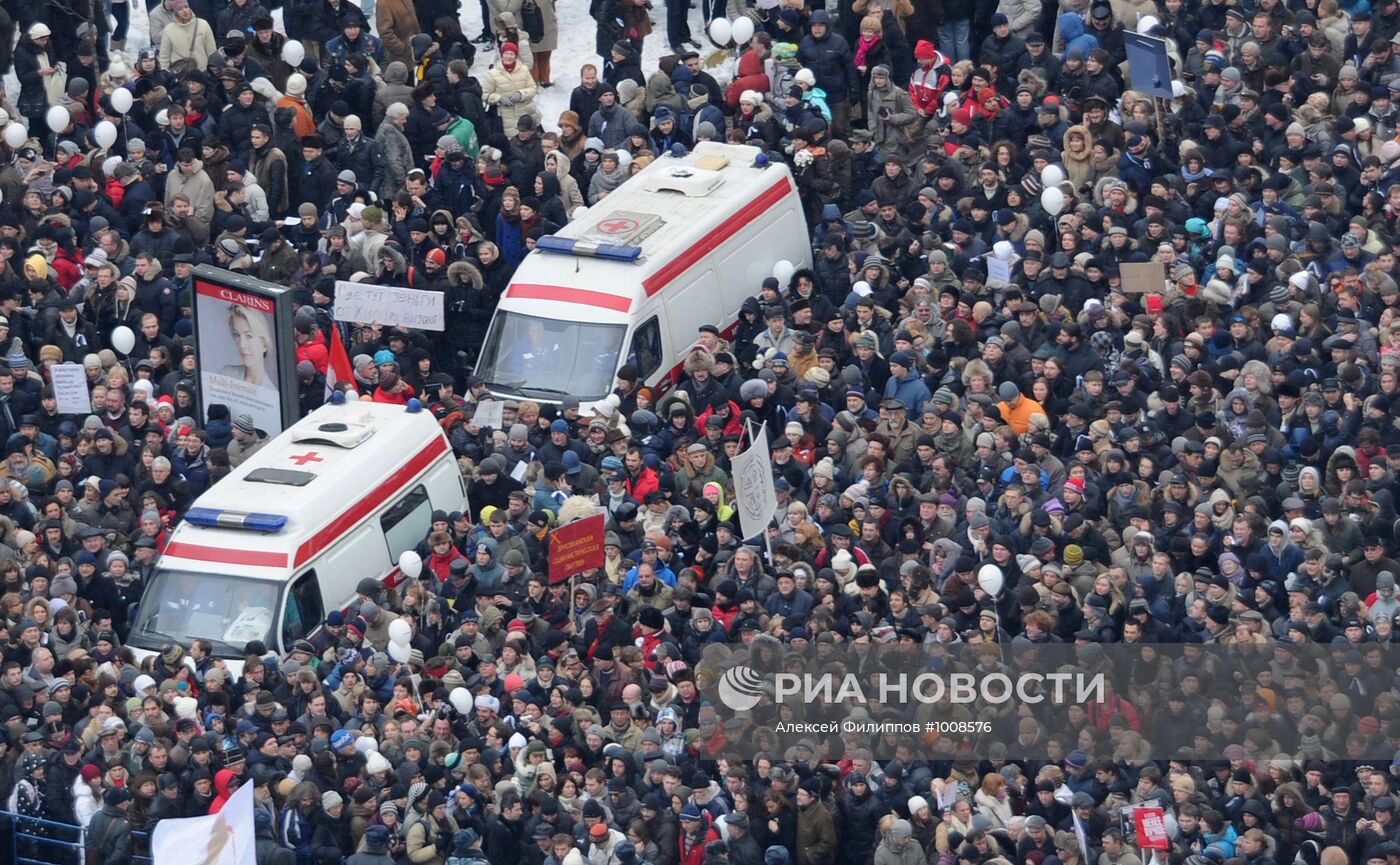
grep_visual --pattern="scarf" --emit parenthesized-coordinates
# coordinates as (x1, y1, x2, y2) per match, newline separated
(854, 34, 880, 70)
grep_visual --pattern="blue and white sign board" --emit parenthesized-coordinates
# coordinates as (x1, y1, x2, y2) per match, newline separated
(1123, 32, 1174, 99)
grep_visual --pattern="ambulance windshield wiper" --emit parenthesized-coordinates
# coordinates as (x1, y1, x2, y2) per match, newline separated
(523, 386, 570, 397)
(134, 627, 183, 648)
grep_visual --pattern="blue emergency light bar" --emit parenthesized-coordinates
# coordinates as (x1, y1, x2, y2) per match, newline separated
(184, 508, 288, 533)
(536, 235, 642, 261)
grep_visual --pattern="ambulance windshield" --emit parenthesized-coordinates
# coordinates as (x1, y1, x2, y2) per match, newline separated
(129, 569, 277, 656)
(476, 310, 625, 401)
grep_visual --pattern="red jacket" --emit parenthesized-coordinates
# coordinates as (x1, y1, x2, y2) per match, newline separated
(208, 768, 236, 814)
(1087, 693, 1142, 732)
(427, 547, 467, 583)
(678, 823, 720, 865)
(373, 383, 415, 404)
(297, 337, 329, 374)
(695, 401, 742, 437)
(626, 467, 660, 500)
(908, 59, 950, 115)
(726, 50, 771, 111)
(51, 247, 84, 291)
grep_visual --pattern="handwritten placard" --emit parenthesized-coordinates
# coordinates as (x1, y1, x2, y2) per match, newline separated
(473, 399, 503, 430)
(51, 363, 91, 416)
(333, 281, 445, 331)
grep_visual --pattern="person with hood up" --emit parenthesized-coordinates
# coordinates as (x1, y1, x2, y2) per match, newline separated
(208, 767, 238, 813)
(727, 48, 772, 111)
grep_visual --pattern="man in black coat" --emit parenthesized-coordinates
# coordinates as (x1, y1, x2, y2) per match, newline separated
(113, 164, 158, 236)
(295, 135, 340, 212)
(468, 454, 525, 521)
(44, 299, 100, 363)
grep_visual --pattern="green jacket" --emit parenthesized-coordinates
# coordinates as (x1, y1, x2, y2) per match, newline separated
(796, 801, 837, 865)
(86, 805, 133, 865)
(448, 118, 480, 161)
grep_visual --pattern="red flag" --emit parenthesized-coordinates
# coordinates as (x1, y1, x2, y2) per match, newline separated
(326, 325, 356, 399)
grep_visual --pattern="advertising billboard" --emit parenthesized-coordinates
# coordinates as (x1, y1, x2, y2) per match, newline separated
(191, 266, 299, 436)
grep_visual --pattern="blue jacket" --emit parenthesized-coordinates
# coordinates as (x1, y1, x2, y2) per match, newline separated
(883, 370, 932, 416)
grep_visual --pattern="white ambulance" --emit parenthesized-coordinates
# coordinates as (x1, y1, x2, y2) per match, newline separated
(127, 396, 466, 670)
(473, 142, 811, 406)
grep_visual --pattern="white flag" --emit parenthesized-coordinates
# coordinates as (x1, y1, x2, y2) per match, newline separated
(731, 423, 779, 540)
(151, 775, 256, 865)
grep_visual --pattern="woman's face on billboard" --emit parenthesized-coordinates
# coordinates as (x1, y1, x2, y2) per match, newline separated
(231, 312, 266, 364)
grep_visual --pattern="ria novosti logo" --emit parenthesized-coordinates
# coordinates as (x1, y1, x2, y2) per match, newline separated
(717, 665, 765, 711)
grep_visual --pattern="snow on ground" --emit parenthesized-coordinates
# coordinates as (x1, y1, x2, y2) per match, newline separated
(32, 0, 742, 138)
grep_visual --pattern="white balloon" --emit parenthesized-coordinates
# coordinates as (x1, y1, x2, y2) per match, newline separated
(1137, 14, 1160, 34)
(109, 88, 133, 115)
(387, 640, 411, 663)
(977, 564, 1005, 598)
(387, 617, 413, 646)
(282, 40, 306, 66)
(731, 16, 755, 45)
(93, 120, 117, 150)
(450, 687, 473, 714)
(1040, 187, 1065, 216)
(111, 326, 136, 354)
(1040, 164, 1065, 187)
(46, 106, 69, 133)
(771, 259, 795, 284)
(709, 17, 732, 45)
(3, 124, 26, 149)
(398, 550, 423, 580)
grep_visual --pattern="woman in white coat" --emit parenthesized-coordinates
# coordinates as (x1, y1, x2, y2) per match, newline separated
(482, 43, 540, 134)
(74, 763, 101, 829)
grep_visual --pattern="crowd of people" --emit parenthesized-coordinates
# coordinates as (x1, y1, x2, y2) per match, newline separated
(1, 0, 1400, 864)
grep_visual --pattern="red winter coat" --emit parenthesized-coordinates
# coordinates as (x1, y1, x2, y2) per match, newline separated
(105, 177, 126, 212)
(695, 401, 742, 437)
(296, 337, 329, 374)
(208, 768, 236, 814)
(51, 246, 83, 291)
(908, 58, 950, 115)
(726, 50, 771, 111)
(427, 547, 467, 582)
(626, 466, 660, 500)
(678, 823, 720, 865)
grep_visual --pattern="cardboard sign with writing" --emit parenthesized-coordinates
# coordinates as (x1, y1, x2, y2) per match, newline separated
(473, 399, 504, 430)
(51, 363, 91, 416)
(333, 281, 446, 331)
(1120, 261, 1165, 294)
(549, 513, 606, 584)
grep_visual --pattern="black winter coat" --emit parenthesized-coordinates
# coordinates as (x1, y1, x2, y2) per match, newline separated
(797, 30, 859, 105)
(296, 156, 339, 211)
